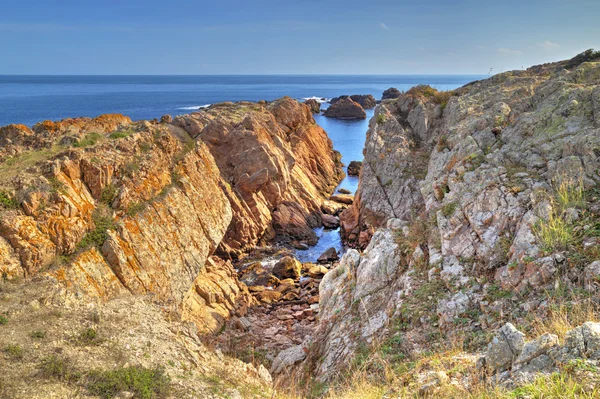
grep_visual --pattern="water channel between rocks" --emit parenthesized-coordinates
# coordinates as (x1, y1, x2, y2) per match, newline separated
(294, 108, 374, 263)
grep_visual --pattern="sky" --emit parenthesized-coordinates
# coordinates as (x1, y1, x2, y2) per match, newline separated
(0, 0, 598, 75)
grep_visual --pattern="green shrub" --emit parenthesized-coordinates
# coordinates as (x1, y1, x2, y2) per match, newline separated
(0, 190, 18, 209)
(406, 85, 454, 109)
(39, 355, 81, 382)
(73, 132, 104, 148)
(3, 344, 23, 359)
(86, 366, 170, 399)
(108, 131, 129, 139)
(48, 176, 66, 194)
(30, 330, 47, 339)
(126, 201, 147, 217)
(77, 206, 115, 251)
(139, 141, 152, 153)
(124, 157, 142, 177)
(100, 184, 118, 206)
(376, 114, 387, 124)
(0, 315, 7, 325)
(75, 327, 99, 345)
(441, 201, 458, 218)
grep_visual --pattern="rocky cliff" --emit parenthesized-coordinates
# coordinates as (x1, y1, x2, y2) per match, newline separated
(0, 97, 342, 336)
(305, 51, 600, 390)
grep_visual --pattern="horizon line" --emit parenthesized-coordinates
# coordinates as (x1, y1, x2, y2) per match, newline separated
(0, 73, 489, 77)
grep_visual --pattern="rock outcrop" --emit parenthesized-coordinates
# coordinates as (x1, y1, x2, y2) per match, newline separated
(0, 97, 343, 335)
(381, 87, 401, 100)
(304, 98, 321, 113)
(324, 98, 367, 120)
(347, 160, 362, 176)
(331, 94, 377, 109)
(174, 97, 344, 254)
(306, 51, 600, 383)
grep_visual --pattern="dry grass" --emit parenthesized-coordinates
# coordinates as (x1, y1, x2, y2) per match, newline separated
(0, 144, 65, 185)
(530, 289, 600, 340)
(533, 175, 585, 252)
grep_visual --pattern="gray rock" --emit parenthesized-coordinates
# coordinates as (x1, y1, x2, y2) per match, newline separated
(486, 323, 525, 371)
(270, 344, 307, 374)
(514, 333, 559, 365)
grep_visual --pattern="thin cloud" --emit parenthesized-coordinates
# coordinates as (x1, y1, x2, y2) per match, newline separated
(538, 40, 560, 50)
(497, 47, 523, 56)
(380, 22, 390, 31)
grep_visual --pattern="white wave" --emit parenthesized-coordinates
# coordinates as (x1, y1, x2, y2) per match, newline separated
(178, 104, 211, 110)
(301, 96, 330, 104)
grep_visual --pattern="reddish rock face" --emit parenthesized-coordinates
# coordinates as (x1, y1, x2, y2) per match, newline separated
(0, 98, 343, 333)
(304, 99, 321, 113)
(175, 97, 344, 255)
(324, 98, 367, 120)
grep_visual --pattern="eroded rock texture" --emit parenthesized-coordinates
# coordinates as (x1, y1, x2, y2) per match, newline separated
(0, 97, 342, 334)
(309, 53, 600, 380)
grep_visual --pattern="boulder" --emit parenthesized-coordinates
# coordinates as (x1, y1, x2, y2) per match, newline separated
(317, 247, 339, 264)
(347, 161, 362, 176)
(304, 99, 321, 113)
(337, 188, 351, 195)
(330, 94, 376, 109)
(330, 194, 353, 205)
(257, 290, 282, 304)
(584, 260, 600, 291)
(485, 323, 526, 371)
(240, 262, 278, 287)
(270, 344, 307, 374)
(382, 87, 401, 100)
(160, 114, 173, 124)
(514, 333, 559, 365)
(324, 98, 366, 120)
(272, 256, 302, 279)
(321, 200, 347, 215)
(322, 214, 340, 229)
(308, 265, 329, 278)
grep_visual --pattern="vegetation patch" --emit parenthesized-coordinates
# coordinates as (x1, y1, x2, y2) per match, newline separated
(86, 366, 170, 399)
(100, 183, 118, 206)
(39, 355, 81, 382)
(126, 201, 147, 217)
(406, 85, 455, 109)
(0, 190, 18, 209)
(76, 205, 115, 251)
(441, 201, 458, 218)
(73, 327, 101, 346)
(3, 344, 23, 360)
(376, 113, 387, 124)
(73, 132, 104, 148)
(30, 330, 47, 339)
(533, 176, 585, 253)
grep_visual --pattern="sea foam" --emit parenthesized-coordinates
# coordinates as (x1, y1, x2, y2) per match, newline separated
(178, 104, 211, 110)
(301, 96, 330, 104)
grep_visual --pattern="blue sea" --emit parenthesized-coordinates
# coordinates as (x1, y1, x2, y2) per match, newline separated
(0, 74, 483, 262)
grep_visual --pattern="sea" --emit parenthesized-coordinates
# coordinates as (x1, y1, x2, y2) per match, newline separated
(0, 74, 484, 262)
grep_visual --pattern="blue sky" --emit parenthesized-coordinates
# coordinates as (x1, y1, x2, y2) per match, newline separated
(0, 0, 598, 74)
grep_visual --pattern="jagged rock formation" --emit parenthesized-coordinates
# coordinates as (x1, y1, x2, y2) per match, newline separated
(307, 52, 600, 383)
(174, 97, 344, 254)
(330, 94, 377, 109)
(346, 160, 362, 177)
(0, 97, 342, 335)
(324, 97, 367, 120)
(381, 87, 401, 100)
(304, 98, 321, 113)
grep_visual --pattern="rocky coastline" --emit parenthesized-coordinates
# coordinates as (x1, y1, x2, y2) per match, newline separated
(1, 50, 600, 398)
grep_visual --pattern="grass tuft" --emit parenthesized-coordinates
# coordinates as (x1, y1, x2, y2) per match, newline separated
(86, 366, 170, 399)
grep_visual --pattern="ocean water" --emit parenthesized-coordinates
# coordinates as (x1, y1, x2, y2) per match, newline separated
(0, 74, 483, 262)
(0, 75, 483, 127)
